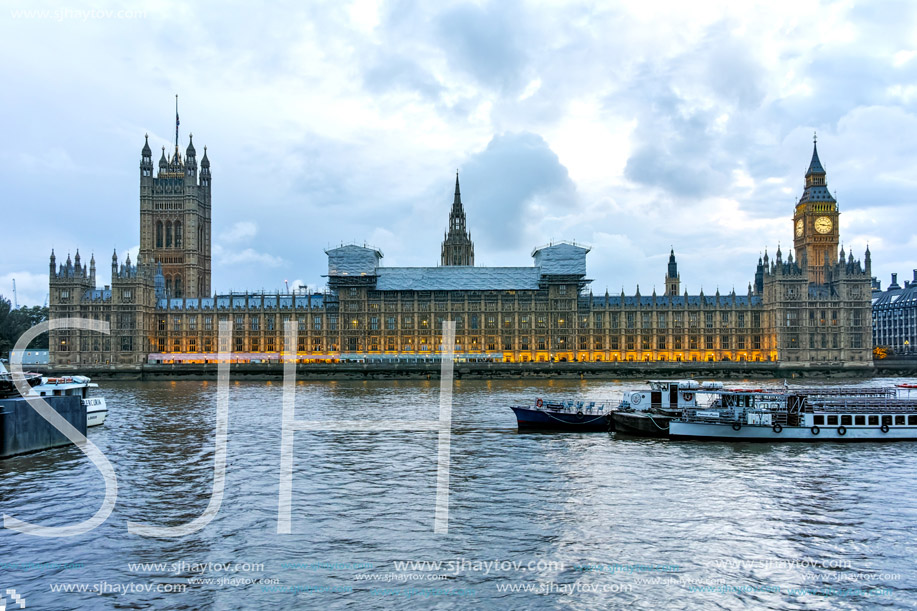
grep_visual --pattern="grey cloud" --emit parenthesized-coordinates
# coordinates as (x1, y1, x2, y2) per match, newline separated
(460, 132, 577, 252)
(435, 1, 530, 93)
(362, 54, 444, 99)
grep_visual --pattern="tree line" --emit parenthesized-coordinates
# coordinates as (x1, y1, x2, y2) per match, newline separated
(0, 295, 49, 356)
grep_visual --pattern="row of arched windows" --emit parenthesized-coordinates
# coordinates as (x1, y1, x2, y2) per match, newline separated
(155, 220, 183, 248)
(165, 274, 183, 298)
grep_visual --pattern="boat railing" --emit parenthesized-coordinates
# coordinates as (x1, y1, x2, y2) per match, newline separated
(539, 400, 606, 415)
(801, 398, 917, 413)
(793, 387, 897, 398)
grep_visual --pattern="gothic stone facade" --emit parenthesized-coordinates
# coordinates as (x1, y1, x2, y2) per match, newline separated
(48, 138, 873, 367)
(139, 134, 212, 299)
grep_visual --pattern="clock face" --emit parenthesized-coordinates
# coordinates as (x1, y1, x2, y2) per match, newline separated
(815, 216, 833, 234)
(795, 219, 804, 237)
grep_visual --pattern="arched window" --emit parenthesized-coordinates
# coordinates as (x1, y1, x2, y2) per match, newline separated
(174, 275, 182, 298)
(156, 221, 163, 248)
(174, 221, 182, 248)
(165, 276, 172, 296)
(166, 221, 173, 248)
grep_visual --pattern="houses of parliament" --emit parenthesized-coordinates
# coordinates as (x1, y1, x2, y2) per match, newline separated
(48, 124, 874, 367)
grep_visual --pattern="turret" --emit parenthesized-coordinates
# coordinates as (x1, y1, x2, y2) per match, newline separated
(665, 248, 680, 296)
(200, 146, 211, 187)
(50, 249, 56, 276)
(754, 256, 764, 294)
(89, 253, 96, 285)
(112, 249, 118, 278)
(141, 134, 153, 177)
(185, 134, 197, 179)
(186, 133, 196, 161)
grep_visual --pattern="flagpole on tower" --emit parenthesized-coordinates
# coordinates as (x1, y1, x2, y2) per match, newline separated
(175, 94, 180, 155)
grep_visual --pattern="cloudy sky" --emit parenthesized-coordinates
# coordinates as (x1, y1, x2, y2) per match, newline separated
(2, 0, 916, 306)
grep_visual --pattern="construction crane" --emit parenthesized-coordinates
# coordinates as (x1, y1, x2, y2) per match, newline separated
(12, 278, 18, 308)
(284, 279, 290, 293)
(43, 293, 49, 308)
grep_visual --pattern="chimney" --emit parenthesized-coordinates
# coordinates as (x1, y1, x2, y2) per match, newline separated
(913, 269, 917, 283)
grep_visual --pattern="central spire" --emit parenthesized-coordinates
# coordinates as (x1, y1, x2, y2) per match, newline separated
(453, 171, 462, 209)
(441, 171, 474, 266)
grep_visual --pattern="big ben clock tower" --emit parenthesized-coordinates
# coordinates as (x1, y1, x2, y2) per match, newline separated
(793, 134, 839, 285)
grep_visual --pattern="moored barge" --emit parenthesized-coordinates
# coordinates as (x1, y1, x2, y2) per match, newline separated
(670, 385, 917, 441)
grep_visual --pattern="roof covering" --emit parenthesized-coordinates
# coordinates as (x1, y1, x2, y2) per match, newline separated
(375, 267, 541, 291)
(532, 242, 589, 276)
(326, 245, 383, 276)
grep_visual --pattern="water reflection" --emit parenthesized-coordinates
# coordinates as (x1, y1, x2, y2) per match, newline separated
(0, 378, 915, 609)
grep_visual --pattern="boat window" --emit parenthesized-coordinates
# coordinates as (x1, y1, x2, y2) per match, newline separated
(827, 415, 839, 425)
(868, 415, 879, 426)
(854, 415, 865, 426)
(909, 415, 917, 426)
(882, 415, 893, 426)
(840, 415, 852, 426)
(895, 415, 906, 426)
(813, 415, 825, 425)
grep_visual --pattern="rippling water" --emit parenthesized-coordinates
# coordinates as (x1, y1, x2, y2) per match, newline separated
(2, 377, 917, 610)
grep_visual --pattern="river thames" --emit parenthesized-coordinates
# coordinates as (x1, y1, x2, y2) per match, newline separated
(1, 378, 915, 609)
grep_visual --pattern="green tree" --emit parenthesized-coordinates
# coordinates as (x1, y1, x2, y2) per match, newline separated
(0, 295, 49, 356)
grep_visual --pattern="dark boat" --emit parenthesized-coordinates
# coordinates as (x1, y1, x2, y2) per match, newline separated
(0, 371, 43, 398)
(510, 399, 613, 432)
(612, 411, 675, 437)
(611, 380, 721, 438)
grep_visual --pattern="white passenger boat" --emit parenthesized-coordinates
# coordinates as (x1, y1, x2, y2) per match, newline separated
(30, 375, 108, 427)
(669, 385, 917, 441)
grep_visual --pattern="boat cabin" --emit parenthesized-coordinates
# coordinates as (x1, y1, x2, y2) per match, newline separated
(686, 386, 917, 431)
(34, 376, 97, 400)
(625, 380, 723, 413)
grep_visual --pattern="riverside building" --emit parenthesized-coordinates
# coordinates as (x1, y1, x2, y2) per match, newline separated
(872, 271, 917, 357)
(48, 129, 873, 367)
